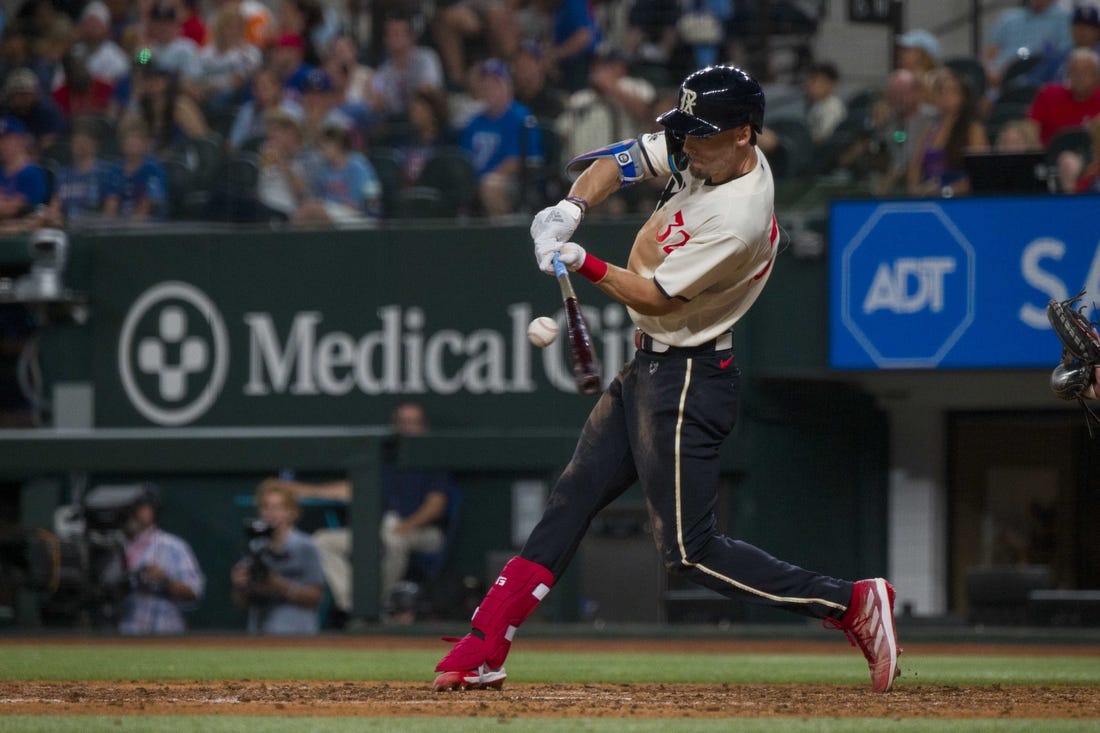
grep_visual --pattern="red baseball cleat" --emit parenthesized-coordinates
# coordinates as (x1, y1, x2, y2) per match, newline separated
(432, 664, 507, 691)
(825, 578, 901, 692)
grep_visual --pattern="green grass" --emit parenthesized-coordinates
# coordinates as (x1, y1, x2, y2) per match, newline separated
(1, 646, 1099, 686)
(1, 718, 1099, 733)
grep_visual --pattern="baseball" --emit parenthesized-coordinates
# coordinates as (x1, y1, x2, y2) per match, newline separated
(527, 316, 559, 348)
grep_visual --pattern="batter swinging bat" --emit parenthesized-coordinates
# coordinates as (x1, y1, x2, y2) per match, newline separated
(551, 253, 602, 395)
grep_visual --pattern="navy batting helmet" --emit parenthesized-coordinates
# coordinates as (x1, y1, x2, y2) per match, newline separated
(656, 65, 765, 137)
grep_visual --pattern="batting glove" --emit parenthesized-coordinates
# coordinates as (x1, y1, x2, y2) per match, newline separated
(535, 239, 587, 276)
(530, 199, 583, 244)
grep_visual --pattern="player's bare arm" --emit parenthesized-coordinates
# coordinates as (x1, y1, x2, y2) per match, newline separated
(590, 264, 683, 316)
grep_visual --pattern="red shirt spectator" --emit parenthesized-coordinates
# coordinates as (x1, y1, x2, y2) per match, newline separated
(1027, 48, 1100, 145)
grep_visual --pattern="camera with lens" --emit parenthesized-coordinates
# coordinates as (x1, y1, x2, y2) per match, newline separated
(242, 518, 282, 584)
(0, 483, 159, 627)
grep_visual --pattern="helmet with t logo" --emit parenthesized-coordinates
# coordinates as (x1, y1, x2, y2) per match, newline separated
(656, 65, 765, 137)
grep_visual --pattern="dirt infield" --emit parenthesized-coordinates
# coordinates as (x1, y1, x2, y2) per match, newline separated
(3, 680, 1099, 719)
(3, 637, 1099, 719)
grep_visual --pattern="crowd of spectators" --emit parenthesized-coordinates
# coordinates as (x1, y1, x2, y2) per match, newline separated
(0, 0, 1096, 233)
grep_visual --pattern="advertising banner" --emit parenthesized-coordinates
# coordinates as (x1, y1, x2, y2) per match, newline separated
(829, 195, 1100, 369)
(91, 224, 636, 428)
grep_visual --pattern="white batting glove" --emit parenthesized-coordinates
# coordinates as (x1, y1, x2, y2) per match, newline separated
(530, 199, 583, 244)
(535, 239, 587, 275)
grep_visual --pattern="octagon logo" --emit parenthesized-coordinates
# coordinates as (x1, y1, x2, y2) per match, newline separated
(118, 281, 229, 425)
(841, 203, 975, 368)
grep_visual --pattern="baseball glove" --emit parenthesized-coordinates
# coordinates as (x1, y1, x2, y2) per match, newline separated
(1047, 290, 1100, 436)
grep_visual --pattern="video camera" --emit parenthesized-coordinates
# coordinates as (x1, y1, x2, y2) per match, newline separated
(0, 483, 159, 627)
(242, 518, 285, 584)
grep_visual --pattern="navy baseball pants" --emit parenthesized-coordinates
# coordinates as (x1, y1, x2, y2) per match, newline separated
(521, 340, 853, 620)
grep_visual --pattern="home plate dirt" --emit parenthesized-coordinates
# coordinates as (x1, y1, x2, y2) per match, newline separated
(2, 680, 1098, 719)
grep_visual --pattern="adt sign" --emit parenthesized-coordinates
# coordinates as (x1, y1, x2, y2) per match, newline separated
(838, 203, 975, 368)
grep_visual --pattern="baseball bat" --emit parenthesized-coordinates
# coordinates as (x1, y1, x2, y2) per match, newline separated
(552, 253, 602, 395)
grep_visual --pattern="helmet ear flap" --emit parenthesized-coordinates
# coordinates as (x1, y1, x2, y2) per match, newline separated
(665, 130, 687, 171)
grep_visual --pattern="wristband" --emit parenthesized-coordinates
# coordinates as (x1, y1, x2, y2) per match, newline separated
(577, 252, 608, 283)
(564, 195, 589, 217)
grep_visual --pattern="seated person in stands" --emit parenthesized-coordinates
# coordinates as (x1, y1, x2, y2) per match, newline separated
(0, 116, 51, 232)
(804, 61, 847, 145)
(50, 117, 114, 223)
(227, 66, 304, 153)
(908, 68, 989, 197)
(291, 118, 381, 226)
(395, 87, 455, 187)
(280, 401, 458, 624)
(1070, 115, 1100, 192)
(102, 119, 168, 222)
(119, 52, 208, 159)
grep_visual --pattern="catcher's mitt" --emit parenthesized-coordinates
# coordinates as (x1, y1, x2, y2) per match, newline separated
(1047, 290, 1100, 436)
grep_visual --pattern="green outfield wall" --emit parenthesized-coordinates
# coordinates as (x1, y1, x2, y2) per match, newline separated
(1, 220, 885, 628)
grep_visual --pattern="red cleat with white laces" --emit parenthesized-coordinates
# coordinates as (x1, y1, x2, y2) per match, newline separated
(825, 578, 901, 692)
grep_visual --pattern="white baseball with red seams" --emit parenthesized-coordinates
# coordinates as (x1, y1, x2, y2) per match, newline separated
(526, 316, 559, 348)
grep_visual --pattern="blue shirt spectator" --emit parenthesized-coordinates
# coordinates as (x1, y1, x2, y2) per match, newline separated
(0, 116, 48, 220)
(53, 120, 113, 221)
(460, 59, 542, 217)
(552, 0, 601, 91)
(105, 156, 168, 221)
(312, 151, 381, 216)
(984, 0, 1072, 82)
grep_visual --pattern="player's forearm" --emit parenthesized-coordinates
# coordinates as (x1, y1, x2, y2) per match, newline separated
(569, 158, 621, 212)
(591, 264, 681, 316)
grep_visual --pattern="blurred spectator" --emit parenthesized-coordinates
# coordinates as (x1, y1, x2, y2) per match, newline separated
(102, 119, 169, 222)
(298, 68, 345, 146)
(1071, 114, 1100, 191)
(121, 57, 208, 157)
(142, 2, 203, 87)
(284, 401, 459, 623)
(227, 66, 304, 152)
(624, 0, 679, 66)
(177, 0, 208, 46)
(230, 479, 325, 635)
(676, 0, 732, 70)
(292, 119, 382, 226)
(983, 0, 1072, 88)
(277, 0, 327, 66)
(995, 118, 1043, 152)
(1026, 48, 1100, 146)
(855, 69, 938, 194)
(460, 59, 542, 218)
(557, 45, 654, 167)
(895, 29, 941, 102)
(116, 485, 205, 635)
(512, 39, 564, 120)
(69, 1, 131, 86)
(256, 107, 316, 221)
(908, 68, 989, 197)
(323, 34, 374, 107)
(0, 116, 50, 225)
(270, 32, 316, 96)
(1, 68, 66, 153)
(206, 0, 276, 49)
(49, 117, 115, 223)
(52, 52, 115, 121)
(536, 0, 600, 93)
(804, 61, 847, 145)
(16, 0, 73, 92)
(196, 2, 263, 111)
(369, 11, 444, 139)
(431, 0, 521, 88)
(396, 87, 456, 186)
(1026, 2, 1100, 85)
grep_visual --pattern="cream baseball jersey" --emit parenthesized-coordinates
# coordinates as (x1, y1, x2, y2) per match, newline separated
(626, 130, 779, 347)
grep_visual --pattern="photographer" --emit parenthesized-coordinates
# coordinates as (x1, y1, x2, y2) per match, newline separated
(230, 479, 325, 634)
(117, 486, 205, 635)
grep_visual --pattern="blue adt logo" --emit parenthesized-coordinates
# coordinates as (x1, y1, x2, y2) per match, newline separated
(841, 203, 975, 368)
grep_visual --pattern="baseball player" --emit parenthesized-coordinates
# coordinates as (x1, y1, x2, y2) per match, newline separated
(433, 66, 901, 693)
